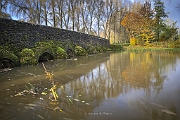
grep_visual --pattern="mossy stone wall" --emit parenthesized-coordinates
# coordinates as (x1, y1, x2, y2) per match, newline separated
(0, 18, 110, 50)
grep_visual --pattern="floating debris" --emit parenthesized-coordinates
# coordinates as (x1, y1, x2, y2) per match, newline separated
(63, 118, 74, 120)
(66, 96, 71, 98)
(53, 107, 60, 111)
(68, 98, 73, 104)
(0, 68, 12, 73)
(85, 103, 90, 105)
(60, 85, 64, 90)
(41, 92, 47, 95)
(23, 90, 29, 93)
(26, 73, 36, 77)
(161, 109, 177, 116)
(138, 99, 144, 105)
(14, 92, 24, 96)
(26, 104, 37, 107)
(74, 99, 80, 102)
(59, 109, 71, 117)
(81, 101, 85, 103)
(37, 114, 44, 119)
(39, 97, 44, 100)
(11, 84, 15, 86)
(151, 103, 167, 109)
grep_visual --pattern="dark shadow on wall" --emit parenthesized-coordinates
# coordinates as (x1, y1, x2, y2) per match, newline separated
(38, 52, 54, 62)
(66, 49, 74, 59)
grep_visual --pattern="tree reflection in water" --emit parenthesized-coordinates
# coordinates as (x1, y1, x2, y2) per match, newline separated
(0, 51, 180, 120)
(63, 51, 180, 120)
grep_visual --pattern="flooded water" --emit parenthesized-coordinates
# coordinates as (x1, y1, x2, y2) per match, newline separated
(0, 51, 180, 120)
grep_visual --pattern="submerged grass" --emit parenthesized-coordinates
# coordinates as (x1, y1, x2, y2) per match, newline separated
(10, 61, 93, 119)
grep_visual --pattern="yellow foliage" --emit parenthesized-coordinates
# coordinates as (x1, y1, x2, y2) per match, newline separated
(130, 37, 136, 45)
(45, 71, 54, 81)
(121, 12, 155, 44)
(50, 85, 58, 101)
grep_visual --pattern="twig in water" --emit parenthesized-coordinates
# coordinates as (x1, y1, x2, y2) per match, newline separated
(42, 63, 47, 72)
(151, 103, 167, 109)
(161, 109, 177, 116)
(138, 99, 144, 105)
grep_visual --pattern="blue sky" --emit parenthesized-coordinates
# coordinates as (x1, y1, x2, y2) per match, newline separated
(162, 0, 180, 27)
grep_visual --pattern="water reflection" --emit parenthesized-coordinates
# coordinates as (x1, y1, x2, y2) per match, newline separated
(0, 52, 180, 120)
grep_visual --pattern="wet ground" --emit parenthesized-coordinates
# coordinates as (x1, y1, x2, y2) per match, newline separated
(0, 51, 180, 120)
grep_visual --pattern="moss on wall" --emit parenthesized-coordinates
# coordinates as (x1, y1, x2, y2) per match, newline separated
(86, 45, 98, 54)
(56, 47, 67, 59)
(34, 41, 57, 60)
(75, 45, 88, 56)
(20, 48, 38, 65)
(0, 47, 19, 67)
(0, 18, 110, 50)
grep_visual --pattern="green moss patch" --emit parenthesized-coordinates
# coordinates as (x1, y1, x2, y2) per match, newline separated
(96, 46, 107, 52)
(34, 41, 57, 60)
(75, 45, 87, 56)
(86, 45, 98, 54)
(0, 48, 19, 67)
(20, 48, 37, 65)
(56, 47, 67, 59)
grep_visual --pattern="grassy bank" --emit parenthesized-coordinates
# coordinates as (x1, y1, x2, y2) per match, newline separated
(123, 45, 180, 52)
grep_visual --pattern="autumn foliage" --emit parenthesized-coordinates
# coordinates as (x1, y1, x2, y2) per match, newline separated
(121, 12, 143, 37)
(121, 2, 155, 45)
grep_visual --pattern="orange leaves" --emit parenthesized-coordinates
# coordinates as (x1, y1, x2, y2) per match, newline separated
(121, 12, 143, 37)
(121, 11, 155, 44)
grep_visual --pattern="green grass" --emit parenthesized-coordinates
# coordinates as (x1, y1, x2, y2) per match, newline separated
(124, 45, 180, 52)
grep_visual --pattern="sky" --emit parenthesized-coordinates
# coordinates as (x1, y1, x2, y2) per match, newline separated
(10, 0, 180, 29)
(162, 0, 180, 27)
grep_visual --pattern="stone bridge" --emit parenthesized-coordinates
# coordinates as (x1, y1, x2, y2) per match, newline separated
(0, 18, 110, 69)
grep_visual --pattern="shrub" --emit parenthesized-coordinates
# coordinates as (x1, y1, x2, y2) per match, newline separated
(75, 45, 87, 56)
(167, 41, 180, 48)
(56, 47, 67, 59)
(86, 45, 97, 54)
(96, 46, 107, 52)
(0, 47, 19, 66)
(109, 44, 123, 51)
(20, 48, 37, 65)
(130, 37, 136, 45)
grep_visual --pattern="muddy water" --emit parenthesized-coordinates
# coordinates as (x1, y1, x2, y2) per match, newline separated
(0, 51, 180, 120)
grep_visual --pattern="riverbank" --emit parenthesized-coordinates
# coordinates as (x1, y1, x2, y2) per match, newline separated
(123, 45, 180, 52)
(120, 40, 180, 52)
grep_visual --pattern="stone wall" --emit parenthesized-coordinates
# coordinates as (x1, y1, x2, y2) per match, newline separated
(0, 18, 109, 49)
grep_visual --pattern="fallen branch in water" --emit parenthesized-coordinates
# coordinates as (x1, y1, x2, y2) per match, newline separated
(42, 63, 54, 85)
(42, 63, 47, 72)
(42, 63, 58, 101)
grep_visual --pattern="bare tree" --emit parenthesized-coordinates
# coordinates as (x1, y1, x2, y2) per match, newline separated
(41, 0, 49, 26)
(57, 0, 64, 28)
(0, 0, 11, 18)
(49, 0, 57, 27)
(0, 0, 142, 42)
